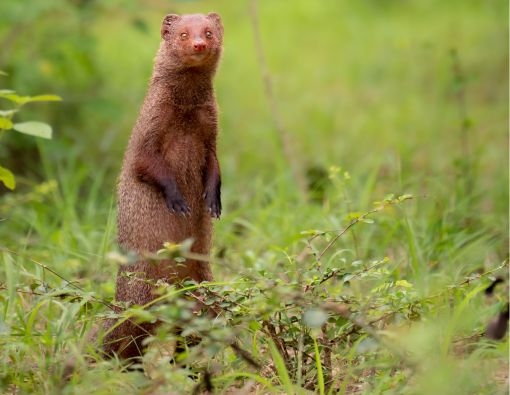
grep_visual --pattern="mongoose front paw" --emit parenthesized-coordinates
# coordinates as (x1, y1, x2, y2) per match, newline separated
(165, 195, 191, 215)
(163, 186, 190, 215)
(204, 191, 221, 218)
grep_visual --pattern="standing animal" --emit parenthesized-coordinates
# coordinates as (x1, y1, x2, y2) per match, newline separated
(103, 12, 224, 360)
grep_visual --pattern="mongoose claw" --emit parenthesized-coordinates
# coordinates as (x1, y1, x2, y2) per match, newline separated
(204, 194, 221, 218)
(163, 182, 191, 215)
(208, 204, 221, 218)
(165, 196, 191, 215)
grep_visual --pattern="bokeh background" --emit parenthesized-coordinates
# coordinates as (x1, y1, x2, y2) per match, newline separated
(1, 0, 507, 190)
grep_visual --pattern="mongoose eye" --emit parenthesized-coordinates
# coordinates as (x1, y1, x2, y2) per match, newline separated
(205, 31, 213, 39)
(180, 32, 188, 40)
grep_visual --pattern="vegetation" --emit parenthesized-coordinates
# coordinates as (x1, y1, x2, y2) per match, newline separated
(0, 79, 61, 190)
(0, 0, 507, 394)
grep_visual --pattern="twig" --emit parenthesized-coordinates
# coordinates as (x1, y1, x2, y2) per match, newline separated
(0, 246, 115, 311)
(304, 194, 416, 262)
(336, 308, 418, 370)
(423, 259, 508, 302)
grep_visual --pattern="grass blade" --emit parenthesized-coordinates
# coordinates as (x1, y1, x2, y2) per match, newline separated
(313, 334, 325, 395)
(267, 338, 294, 393)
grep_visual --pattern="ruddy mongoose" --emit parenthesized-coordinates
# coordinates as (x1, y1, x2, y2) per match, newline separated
(103, 12, 223, 360)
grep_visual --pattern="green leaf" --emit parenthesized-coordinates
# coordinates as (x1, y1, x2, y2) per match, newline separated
(300, 229, 325, 236)
(346, 212, 362, 221)
(0, 109, 18, 117)
(312, 335, 325, 395)
(248, 320, 262, 331)
(128, 307, 156, 324)
(0, 166, 15, 190)
(23, 94, 62, 103)
(0, 116, 13, 130)
(398, 194, 414, 202)
(13, 121, 52, 139)
(0, 92, 61, 105)
(0, 92, 24, 104)
(0, 71, 7, 76)
(395, 279, 413, 288)
(267, 339, 293, 392)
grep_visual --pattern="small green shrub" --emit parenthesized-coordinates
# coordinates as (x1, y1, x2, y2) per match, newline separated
(0, 71, 61, 189)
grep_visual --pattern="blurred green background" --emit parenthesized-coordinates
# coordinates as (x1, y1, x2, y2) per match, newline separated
(0, 0, 508, 273)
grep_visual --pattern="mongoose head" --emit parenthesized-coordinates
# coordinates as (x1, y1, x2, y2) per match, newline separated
(160, 13, 223, 70)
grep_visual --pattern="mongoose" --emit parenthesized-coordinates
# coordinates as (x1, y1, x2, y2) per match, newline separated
(484, 278, 508, 340)
(103, 12, 224, 360)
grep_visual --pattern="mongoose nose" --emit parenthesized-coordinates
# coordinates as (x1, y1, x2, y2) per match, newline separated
(193, 41, 206, 52)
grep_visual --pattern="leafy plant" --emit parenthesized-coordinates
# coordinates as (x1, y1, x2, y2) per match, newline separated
(0, 71, 61, 189)
(86, 192, 506, 394)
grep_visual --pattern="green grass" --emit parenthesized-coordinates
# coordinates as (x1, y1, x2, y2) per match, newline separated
(0, 0, 508, 394)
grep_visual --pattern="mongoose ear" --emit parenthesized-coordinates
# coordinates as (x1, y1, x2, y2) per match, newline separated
(161, 14, 180, 41)
(207, 12, 223, 38)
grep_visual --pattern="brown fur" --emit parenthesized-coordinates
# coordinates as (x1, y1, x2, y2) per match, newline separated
(103, 13, 223, 360)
